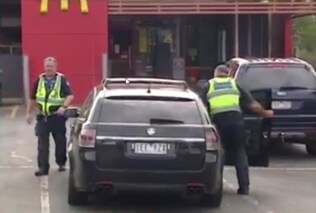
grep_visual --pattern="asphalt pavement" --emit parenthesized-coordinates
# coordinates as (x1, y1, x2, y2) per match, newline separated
(1, 105, 316, 213)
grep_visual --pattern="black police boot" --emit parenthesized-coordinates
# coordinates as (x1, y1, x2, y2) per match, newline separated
(58, 165, 66, 172)
(237, 186, 249, 195)
(34, 168, 49, 176)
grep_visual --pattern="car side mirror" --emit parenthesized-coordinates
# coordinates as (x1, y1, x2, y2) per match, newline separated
(64, 107, 80, 118)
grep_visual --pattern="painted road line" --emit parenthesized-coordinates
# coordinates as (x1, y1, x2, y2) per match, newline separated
(0, 165, 69, 169)
(10, 105, 19, 118)
(11, 151, 33, 162)
(40, 176, 50, 213)
(223, 179, 274, 213)
(225, 167, 316, 172)
(0, 165, 33, 169)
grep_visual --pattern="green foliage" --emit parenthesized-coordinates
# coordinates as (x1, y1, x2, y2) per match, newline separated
(293, 15, 316, 66)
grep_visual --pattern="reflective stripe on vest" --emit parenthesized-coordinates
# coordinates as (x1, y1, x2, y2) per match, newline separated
(207, 77, 241, 115)
(35, 73, 65, 115)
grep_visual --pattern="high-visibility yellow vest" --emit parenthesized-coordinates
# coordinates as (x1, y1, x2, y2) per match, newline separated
(35, 73, 65, 116)
(207, 77, 241, 115)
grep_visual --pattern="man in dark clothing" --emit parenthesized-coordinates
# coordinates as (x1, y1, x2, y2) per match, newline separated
(201, 65, 273, 195)
(26, 57, 74, 176)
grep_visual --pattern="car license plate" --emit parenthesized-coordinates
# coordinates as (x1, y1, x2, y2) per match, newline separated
(134, 143, 168, 154)
(272, 101, 292, 109)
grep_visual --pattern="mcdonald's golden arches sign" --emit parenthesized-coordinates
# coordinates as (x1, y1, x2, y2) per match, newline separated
(40, 0, 89, 14)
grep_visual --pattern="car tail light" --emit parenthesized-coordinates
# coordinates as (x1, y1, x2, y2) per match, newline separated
(205, 129, 219, 151)
(79, 127, 96, 148)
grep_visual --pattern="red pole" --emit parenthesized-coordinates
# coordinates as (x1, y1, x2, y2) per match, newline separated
(284, 15, 292, 57)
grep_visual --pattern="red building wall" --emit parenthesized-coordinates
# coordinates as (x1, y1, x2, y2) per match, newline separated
(21, 0, 108, 104)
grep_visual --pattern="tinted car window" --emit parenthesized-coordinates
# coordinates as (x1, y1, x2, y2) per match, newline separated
(237, 63, 316, 90)
(79, 90, 94, 118)
(98, 98, 202, 124)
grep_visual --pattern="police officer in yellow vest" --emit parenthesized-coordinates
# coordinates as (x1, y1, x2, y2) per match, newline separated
(26, 57, 74, 176)
(201, 65, 273, 195)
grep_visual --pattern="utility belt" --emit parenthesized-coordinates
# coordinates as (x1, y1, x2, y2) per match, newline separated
(36, 113, 57, 122)
(36, 108, 64, 121)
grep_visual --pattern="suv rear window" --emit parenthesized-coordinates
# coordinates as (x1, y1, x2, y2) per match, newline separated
(98, 97, 202, 124)
(237, 63, 316, 90)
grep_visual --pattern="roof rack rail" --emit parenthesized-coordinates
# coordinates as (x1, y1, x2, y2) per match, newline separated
(102, 78, 188, 90)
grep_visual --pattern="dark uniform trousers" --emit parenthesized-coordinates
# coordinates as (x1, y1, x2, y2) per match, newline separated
(35, 114, 67, 170)
(213, 112, 250, 188)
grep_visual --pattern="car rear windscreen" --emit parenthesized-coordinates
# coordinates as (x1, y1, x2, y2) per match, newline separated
(98, 97, 202, 124)
(237, 63, 316, 90)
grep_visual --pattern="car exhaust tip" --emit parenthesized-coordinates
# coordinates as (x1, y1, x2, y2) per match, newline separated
(94, 183, 114, 195)
(186, 185, 204, 196)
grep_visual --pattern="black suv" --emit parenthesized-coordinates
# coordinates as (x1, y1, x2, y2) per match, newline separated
(228, 57, 316, 159)
(66, 78, 224, 207)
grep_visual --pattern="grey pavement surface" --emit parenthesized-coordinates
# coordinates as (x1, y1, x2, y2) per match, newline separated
(0, 105, 316, 213)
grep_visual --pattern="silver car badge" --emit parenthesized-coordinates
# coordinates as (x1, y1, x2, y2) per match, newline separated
(147, 127, 156, 136)
(277, 91, 287, 96)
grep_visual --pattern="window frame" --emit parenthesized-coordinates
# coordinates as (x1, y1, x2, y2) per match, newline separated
(78, 89, 96, 120)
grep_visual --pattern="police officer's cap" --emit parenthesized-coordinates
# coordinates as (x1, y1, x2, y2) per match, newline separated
(215, 65, 230, 75)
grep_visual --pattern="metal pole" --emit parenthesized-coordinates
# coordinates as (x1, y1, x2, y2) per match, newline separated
(260, 16, 264, 57)
(22, 55, 30, 105)
(219, 30, 226, 61)
(234, 13, 239, 57)
(247, 14, 252, 56)
(268, 13, 272, 57)
(218, 31, 221, 61)
(176, 16, 181, 57)
(102, 53, 109, 79)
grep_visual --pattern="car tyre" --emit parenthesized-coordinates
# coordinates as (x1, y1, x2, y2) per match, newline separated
(306, 143, 316, 156)
(68, 172, 88, 206)
(200, 181, 223, 208)
(248, 136, 270, 167)
(253, 143, 270, 167)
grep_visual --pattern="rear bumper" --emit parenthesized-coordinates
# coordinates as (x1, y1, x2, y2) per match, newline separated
(270, 128, 316, 143)
(268, 115, 316, 143)
(69, 150, 223, 195)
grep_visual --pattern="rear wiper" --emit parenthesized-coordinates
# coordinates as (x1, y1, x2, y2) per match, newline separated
(149, 118, 184, 124)
(279, 86, 309, 90)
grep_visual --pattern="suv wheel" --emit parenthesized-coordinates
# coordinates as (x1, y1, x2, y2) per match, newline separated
(68, 172, 88, 205)
(200, 181, 223, 208)
(306, 143, 316, 156)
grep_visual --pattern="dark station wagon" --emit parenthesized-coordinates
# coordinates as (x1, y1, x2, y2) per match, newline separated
(65, 78, 224, 208)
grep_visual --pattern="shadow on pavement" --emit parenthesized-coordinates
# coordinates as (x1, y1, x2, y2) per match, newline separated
(270, 143, 310, 158)
(269, 143, 315, 167)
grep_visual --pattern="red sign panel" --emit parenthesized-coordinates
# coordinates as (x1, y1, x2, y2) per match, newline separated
(22, 0, 108, 104)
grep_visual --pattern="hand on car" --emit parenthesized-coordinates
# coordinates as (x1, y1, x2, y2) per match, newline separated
(56, 106, 66, 115)
(263, 110, 274, 118)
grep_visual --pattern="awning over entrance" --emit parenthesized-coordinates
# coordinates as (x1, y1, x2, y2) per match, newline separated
(109, 0, 316, 15)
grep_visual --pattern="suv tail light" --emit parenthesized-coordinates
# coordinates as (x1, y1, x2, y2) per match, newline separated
(79, 127, 96, 148)
(205, 129, 219, 151)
